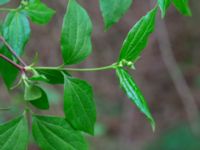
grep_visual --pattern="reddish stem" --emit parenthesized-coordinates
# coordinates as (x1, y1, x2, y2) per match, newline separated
(0, 54, 25, 72)
(0, 36, 27, 66)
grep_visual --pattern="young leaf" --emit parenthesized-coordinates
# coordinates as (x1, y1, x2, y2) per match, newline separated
(64, 75, 96, 134)
(3, 11, 30, 55)
(32, 115, 88, 150)
(61, 0, 93, 65)
(30, 87, 49, 110)
(0, 0, 10, 5)
(24, 0, 55, 24)
(0, 116, 29, 150)
(30, 69, 70, 84)
(100, 0, 132, 30)
(172, 0, 192, 16)
(158, 0, 171, 17)
(116, 68, 155, 130)
(24, 84, 42, 101)
(118, 7, 157, 63)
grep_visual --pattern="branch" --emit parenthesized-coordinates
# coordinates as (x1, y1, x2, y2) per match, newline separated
(0, 36, 27, 66)
(31, 63, 118, 72)
(0, 54, 25, 72)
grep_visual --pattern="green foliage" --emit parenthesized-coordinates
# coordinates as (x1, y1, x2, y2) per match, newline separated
(173, 0, 192, 16)
(0, 55, 19, 88)
(24, 84, 42, 101)
(61, 0, 93, 65)
(30, 69, 70, 84)
(116, 68, 155, 130)
(0, 11, 30, 87)
(3, 12, 30, 55)
(158, 0, 171, 17)
(29, 87, 50, 110)
(100, 0, 132, 30)
(118, 8, 157, 62)
(0, 0, 193, 149)
(64, 75, 96, 135)
(23, 0, 55, 24)
(32, 115, 88, 150)
(0, 116, 29, 150)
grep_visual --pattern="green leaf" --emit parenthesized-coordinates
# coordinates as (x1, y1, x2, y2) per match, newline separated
(100, 0, 132, 30)
(32, 115, 88, 150)
(61, 0, 93, 65)
(0, 0, 9, 5)
(118, 7, 157, 62)
(24, 0, 55, 24)
(158, 0, 171, 17)
(0, 116, 29, 150)
(30, 87, 49, 110)
(116, 68, 155, 130)
(24, 84, 42, 101)
(30, 69, 70, 84)
(0, 12, 30, 88)
(172, 0, 192, 16)
(0, 51, 19, 88)
(3, 11, 30, 55)
(64, 75, 96, 134)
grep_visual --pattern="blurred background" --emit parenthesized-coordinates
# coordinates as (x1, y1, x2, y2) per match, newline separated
(0, 0, 200, 150)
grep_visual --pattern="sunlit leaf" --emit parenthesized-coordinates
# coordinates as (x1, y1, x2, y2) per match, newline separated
(116, 68, 155, 130)
(61, 0, 93, 65)
(118, 8, 157, 62)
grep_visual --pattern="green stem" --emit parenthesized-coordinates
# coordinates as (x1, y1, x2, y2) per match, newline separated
(30, 63, 118, 72)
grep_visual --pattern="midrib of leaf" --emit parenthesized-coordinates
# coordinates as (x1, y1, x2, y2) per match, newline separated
(70, 11, 89, 63)
(63, 1, 77, 63)
(119, 70, 141, 105)
(123, 11, 155, 60)
(118, 69, 153, 123)
(1, 119, 22, 149)
(78, 22, 89, 57)
(120, 70, 147, 112)
(37, 120, 77, 150)
(71, 5, 79, 60)
(112, 1, 119, 16)
(69, 80, 93, 128)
